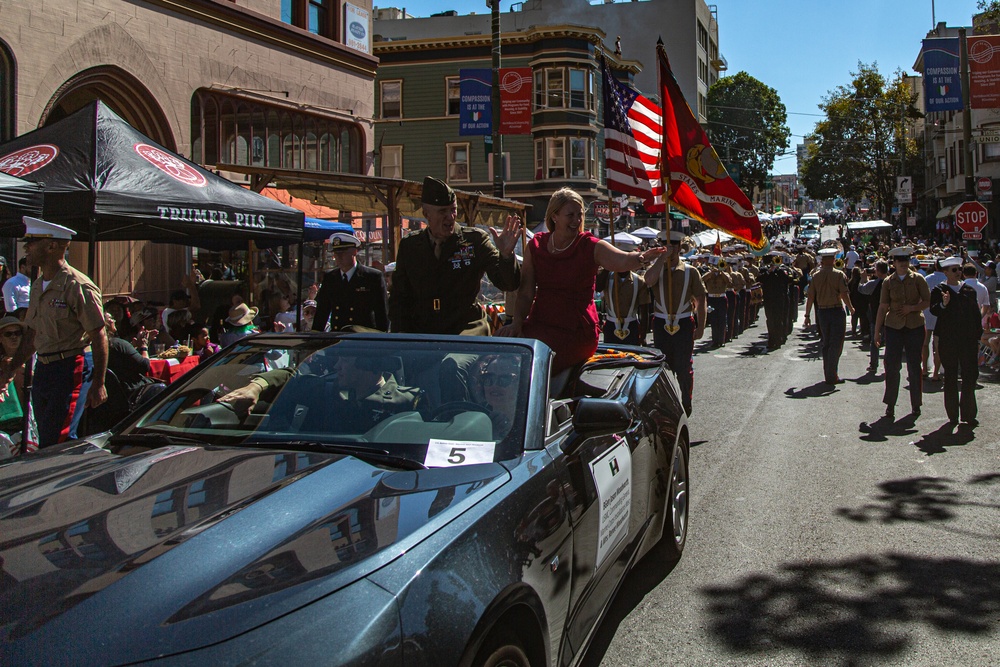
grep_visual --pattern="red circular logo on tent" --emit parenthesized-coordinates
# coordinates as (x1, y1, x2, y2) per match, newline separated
(0, 144, 59, 177)
(134, 143, 207, 187)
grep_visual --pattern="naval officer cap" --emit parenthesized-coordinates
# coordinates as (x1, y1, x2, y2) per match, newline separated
(939, 256, 963, 268)
(422, 176, 456, 206)
(657, 229, 687, 243)
(329, 232, 361, 251)
(817, 247, 839, 257)
(888, 246, 914, 260)
(22, 216, 76, 240)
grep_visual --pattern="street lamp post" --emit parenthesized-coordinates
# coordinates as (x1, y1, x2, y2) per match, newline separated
(489, 0, 504, 199)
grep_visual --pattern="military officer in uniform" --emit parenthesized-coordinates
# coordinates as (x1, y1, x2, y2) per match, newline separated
(0, 217, 107, 447)
(645, 230, 707, 415)
(389, 176, 520, 335)
(874, 246, 930, 420)
(759, 252, 790, 350)
(804, 247, 854, 384)
(702, 255, 731, 349)
(729, 258, 747, 338)
(929, 256, 983, 426)
(597, 238, 651, 346)
(312, 232, 389, 332)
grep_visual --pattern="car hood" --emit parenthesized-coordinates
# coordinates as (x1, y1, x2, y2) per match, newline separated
(0, 442, 509, 664)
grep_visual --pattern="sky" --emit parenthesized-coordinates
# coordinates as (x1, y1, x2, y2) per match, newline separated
(376, 0, 982, 174)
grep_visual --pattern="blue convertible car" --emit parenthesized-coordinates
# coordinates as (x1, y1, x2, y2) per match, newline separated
(0, 333, 690, 667)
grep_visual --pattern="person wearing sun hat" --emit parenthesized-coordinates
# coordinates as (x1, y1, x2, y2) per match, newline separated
(219, 296, 259, 346)
(0, 217, 107, 448)
(929, 256, 983, 426)
(874, 245, 930, 421)
(312, 232, 388, 332)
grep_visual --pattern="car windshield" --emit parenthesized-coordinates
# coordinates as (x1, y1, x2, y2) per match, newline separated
(122, 336, 534, 467)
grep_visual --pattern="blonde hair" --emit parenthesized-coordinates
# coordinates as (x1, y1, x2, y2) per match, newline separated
(543, 188, 585, 232)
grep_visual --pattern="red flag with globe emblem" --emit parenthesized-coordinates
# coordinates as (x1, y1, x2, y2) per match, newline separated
(654, 40, 765, 250)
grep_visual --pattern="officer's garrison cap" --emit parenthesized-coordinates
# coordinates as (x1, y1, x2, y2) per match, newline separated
(421, 176, 456, 206)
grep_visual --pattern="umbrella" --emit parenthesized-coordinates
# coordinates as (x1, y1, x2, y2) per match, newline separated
(0, 100, 303, 243)
(304, 217, 355, 243)
(631, 226, 661, 239)
(602, 232, 643, 245)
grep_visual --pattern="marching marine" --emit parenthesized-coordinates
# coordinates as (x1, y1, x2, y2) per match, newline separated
(598, 238, 651, 346)
(702, 255, 732, 349)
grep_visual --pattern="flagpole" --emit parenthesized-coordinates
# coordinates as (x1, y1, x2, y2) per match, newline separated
(656, 38, 675, 331)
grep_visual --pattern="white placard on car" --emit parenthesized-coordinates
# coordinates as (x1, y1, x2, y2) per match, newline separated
(425, 439, 496, 467)
(589, 439, 632, 569)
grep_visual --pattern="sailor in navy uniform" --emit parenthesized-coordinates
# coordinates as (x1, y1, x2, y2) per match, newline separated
(312, 232, 389, 332)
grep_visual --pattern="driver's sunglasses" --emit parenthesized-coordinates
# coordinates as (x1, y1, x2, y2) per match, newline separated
(1, 331, 22, 339)
(481, 372, 517, 388)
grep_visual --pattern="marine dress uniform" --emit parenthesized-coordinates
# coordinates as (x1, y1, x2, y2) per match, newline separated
(389, 179, 519, 336)
(646, 230, 707, 415)
(21, 219, 106, 446)
(702, 257, 732, 348)
(312, 233, 389, 332)
(600, 268, 650, 346)
(729, 261, 747, 337)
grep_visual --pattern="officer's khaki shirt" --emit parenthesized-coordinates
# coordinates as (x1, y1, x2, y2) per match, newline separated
(25, 263, 104, 356)
(730, 270, 746, 291)
(879, 270, 930, 330)
(807, 267, 848, 308)
(702, 269, 732, 295)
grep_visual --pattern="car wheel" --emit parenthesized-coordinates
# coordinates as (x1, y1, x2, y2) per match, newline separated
(663, 438, 689, 559)
(475, 633, 532, 667)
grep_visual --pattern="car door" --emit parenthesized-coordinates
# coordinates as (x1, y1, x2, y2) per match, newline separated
(549, 397, 646, 663)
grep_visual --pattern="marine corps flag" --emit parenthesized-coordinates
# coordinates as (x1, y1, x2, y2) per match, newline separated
(654, 40, 765, 250)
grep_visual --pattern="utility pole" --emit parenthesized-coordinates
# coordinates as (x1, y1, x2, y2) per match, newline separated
(490, 0, 504, 199)
(960, 27, 975, 201)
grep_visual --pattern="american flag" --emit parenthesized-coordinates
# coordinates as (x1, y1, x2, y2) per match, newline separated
(602, 58, 663, 211)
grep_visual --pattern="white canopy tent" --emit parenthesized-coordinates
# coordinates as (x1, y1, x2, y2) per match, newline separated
(689, 229, 735, 247)
(845, 220, 892, 231)
(631, 226, 661, 239)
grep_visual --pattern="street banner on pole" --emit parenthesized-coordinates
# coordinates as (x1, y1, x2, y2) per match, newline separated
(968, 35, 1000, 109)
(499, 68, 532, 135)
(459, 69, 492, 136)
(921, 38, 962, 112)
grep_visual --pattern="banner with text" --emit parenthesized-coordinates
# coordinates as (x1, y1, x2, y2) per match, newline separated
(499, 68, 533, 134)
(459, 69, 492, 136)
(969, 35, 1000, 109)
(922, 38, 962, 112)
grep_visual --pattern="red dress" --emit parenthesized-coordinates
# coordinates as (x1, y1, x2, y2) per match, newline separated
(524, 232, 601, 373)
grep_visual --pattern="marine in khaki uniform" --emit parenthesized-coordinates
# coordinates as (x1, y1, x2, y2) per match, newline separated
(389, 177, 521, 336)
(874, 246, 931, 420)
(702, 256, 732, 349)
(804, 248, 854, 385)
(645, 230, 707, 415)
(0, 217, 108, 447)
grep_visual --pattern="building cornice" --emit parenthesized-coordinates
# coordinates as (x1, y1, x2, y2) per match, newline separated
(374, 23, 641, 74)
(143, 0, 379, 78)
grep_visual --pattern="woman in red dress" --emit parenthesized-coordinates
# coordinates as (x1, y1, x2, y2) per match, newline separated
(503, 188, 664, 374)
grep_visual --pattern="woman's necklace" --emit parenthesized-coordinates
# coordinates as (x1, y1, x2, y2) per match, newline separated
(549, 234, 577, 253)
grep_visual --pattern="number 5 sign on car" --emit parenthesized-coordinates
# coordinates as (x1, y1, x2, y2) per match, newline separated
(425, 439, 496, 467)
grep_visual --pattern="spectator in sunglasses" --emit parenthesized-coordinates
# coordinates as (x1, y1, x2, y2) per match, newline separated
(475, 355, 521, 439)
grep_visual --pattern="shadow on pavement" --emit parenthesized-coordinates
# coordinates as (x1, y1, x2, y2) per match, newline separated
(689, 439, 709, 449)
(784, 381, 838, 399)
(579, 540, 681, 667)
(907, 421, 977, 455)
(834, 474, 1000, 527)
(700, 553, 1000, 662)
(858, 414, 920, 441)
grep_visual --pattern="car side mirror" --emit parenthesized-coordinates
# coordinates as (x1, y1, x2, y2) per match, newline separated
(571, 398, 631, 437)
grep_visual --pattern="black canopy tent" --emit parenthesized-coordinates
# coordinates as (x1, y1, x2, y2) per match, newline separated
(0, 172, 44, 227)
(0, 101, 304, 255)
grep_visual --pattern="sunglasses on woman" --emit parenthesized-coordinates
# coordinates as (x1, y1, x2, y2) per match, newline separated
(481, 372, 517, 388)
(1, 331, 22, 339)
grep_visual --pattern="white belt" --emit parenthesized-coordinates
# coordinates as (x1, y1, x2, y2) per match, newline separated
(654, 312, 692, 320)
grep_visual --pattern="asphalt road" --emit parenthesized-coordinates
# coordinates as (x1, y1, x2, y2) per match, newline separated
(585, 243, 1000, 666)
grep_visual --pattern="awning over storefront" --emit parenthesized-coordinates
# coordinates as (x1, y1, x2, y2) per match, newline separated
(218, 164, 531, 260)
(936, 205, 954, 219)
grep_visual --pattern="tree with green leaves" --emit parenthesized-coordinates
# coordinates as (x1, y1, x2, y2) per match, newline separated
(706, 72, 790, 198)
(799, 62, 921, 220)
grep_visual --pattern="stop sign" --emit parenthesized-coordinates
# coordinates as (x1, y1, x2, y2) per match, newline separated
(954, 201, 989, 234)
